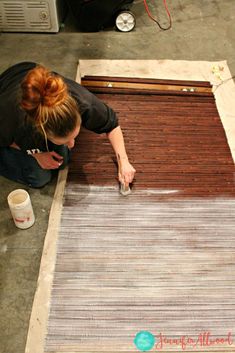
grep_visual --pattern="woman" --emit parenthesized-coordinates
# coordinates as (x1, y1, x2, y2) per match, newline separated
(0, 62, 135, 188)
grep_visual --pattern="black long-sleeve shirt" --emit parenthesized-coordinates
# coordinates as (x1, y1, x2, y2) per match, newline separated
(0, 62, 118, 153)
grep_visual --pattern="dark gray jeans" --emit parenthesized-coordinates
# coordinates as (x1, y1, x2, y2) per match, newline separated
(0, 145, 70, 188)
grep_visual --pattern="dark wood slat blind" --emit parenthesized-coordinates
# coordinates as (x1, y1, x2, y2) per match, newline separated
(69, 77, 235, 198)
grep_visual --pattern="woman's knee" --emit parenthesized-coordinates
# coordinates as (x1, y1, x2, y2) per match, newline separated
(27, 169, 52, 188)
(0, 147, 54, 188)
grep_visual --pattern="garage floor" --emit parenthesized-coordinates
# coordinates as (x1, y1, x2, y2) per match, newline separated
(0, 1, 235, 353)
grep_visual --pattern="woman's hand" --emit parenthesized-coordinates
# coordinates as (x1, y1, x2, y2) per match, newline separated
(32, 151, 63, 170)
(118, 157, 136, 185)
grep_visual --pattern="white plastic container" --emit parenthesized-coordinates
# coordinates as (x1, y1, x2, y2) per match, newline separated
(7, 189, 35, 229)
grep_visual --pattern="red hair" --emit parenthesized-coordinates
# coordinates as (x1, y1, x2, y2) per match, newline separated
(21, 65, 81, 137)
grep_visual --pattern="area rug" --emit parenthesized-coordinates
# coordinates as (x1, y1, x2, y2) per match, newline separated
(25, 61, 235, 353)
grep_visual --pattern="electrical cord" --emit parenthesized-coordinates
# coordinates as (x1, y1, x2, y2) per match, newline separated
(143, 0, 172, 30)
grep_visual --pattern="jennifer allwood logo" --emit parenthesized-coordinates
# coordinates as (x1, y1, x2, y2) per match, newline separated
(134, 330, 233, 352)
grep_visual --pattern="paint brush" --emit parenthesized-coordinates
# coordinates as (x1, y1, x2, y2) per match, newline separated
(120, 182, 131, 196)
(117, 154, 131, 196)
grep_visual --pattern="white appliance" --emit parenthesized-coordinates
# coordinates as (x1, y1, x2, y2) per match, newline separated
(0, 0, 67, 33)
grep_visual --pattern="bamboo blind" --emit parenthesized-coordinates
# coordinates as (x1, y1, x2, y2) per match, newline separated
(45, 77, 235, 353)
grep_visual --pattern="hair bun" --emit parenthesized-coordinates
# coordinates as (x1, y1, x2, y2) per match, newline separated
(42, 74, 67, 107)
(21, 65, 68, 113)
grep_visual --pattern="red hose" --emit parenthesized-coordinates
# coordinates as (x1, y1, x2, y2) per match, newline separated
(143, 0, 172, 30)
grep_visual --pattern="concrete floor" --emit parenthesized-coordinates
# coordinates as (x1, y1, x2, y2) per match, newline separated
(0, 1, 234, 353)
